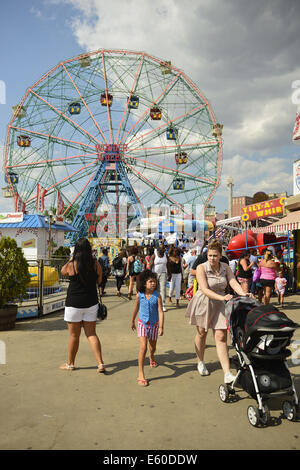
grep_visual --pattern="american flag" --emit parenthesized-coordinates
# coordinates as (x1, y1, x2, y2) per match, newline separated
(36, 184, 47, 213)
(56, 190, 64, 215)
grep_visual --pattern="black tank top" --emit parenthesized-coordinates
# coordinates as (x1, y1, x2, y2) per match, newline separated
(65, 266, 98, 308)
(169, 259, 182, 274)
(238, 260, 252, 279)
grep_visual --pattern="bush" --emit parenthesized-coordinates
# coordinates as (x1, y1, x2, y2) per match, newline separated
(0, 236, 31, 308)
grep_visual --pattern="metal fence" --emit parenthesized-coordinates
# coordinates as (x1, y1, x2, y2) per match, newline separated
(17, 257, 69, 319)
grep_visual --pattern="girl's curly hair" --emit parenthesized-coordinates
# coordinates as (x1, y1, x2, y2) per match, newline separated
(137, 269, 158, 293)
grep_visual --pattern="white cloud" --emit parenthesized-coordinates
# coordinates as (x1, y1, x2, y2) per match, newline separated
(219, 154, 292, 200)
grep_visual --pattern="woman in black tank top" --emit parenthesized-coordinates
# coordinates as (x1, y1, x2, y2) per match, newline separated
(237, 251, 254, 294)
(60, 238, 105, 373)
(167, 247, 183, 306)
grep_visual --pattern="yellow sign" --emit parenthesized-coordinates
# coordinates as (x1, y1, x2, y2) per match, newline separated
(241, 197, 286, 222)
(21, 238, 36, 248)
(89, 237, 124, 261)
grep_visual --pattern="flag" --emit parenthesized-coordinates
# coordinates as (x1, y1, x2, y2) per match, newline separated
(56, 190, 64, 215)
(293, 104, 300, 145)
(36, 184, 47, 213)
(15, 192, 26, 213)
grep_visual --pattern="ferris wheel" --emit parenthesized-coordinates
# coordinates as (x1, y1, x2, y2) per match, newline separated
(4, 49, 223, 243)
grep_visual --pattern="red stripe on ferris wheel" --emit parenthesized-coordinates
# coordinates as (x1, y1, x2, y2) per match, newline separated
(101, 50, 113, 144)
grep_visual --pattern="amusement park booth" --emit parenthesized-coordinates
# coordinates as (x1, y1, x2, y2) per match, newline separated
(0, 213, 77, 319)
(0, 213, 77, 261)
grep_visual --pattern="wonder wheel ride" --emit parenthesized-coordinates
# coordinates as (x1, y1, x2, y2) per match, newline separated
(4, 49, 223, 244)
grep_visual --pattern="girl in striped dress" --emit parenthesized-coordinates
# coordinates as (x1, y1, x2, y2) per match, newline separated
(131, 270, 164, 387)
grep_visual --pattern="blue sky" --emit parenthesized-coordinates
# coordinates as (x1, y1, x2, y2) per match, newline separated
(0, 1, 85, 142)
(1, 0, 300, 215)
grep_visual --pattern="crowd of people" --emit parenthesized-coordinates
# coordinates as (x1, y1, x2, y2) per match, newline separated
(59, 237, 291, 387)
(95, 241, 199, 309)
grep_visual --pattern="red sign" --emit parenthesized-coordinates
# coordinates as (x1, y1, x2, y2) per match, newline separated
(96, 144, 127, 162)
(241, 197, 286, 222)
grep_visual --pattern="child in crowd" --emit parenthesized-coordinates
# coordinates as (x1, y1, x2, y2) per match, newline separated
(131, 270, 164, 387)
(275, 270, 287, 307)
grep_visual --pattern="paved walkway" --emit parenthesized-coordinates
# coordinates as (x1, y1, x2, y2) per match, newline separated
(0, 281, 300, 450)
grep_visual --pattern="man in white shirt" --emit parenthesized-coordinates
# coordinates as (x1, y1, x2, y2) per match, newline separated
(184, 249, 197, 288)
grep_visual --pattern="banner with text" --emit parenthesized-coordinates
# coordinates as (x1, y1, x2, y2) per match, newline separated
(241, 197, 286, 222)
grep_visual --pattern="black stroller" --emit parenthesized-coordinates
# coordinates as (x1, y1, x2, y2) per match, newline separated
(218, 296, 300, 427)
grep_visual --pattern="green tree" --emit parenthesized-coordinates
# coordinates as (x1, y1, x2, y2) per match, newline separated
(0, 237, 31, 307)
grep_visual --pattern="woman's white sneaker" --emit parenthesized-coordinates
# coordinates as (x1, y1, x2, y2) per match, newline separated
(197, 361, 210, 376)
(224, 371, 236, 383)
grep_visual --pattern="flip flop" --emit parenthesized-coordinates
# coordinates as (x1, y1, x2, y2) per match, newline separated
(150, 360, 158, 368)
(137, 378, 149, 387)
(60, 363, 75, 371)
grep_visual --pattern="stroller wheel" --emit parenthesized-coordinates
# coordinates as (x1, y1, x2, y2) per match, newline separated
(282, 401, 297, 421)
(219, 384, 230, 403)
(247, 405, 260, 427)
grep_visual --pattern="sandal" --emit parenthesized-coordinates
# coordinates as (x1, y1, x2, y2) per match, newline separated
(97, 364, 106, 373)
(60, 363, 75, 371)
(137, 378, 149, 387)
(150, 360, 158, 368)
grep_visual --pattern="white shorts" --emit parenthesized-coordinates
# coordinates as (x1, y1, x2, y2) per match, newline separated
(64, 304, 98, 323)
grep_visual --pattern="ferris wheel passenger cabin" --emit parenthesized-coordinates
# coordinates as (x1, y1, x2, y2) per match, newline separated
(211, 123, 223, 137)
(166, 127, 178, 140)
(128, 95, 139, 109)
(173, 177, 185, 190)
(160, 61, 172, 75)
(101, 93, 113, 107)
(68, 102, 81, 115)
(17, 135, 31, 147)
(12, 105, 26, 118)
(175, 152, 187, 164)
(150, 106, 162, 120)
(79, 54, 91, 68)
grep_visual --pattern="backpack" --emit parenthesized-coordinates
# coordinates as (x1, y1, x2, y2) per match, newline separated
(113, 256, 123, 270)
(133, 258, 142, 274)
(129, 256, 142, 275)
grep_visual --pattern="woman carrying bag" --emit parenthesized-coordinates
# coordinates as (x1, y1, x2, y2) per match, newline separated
(60, 238, 106, 373)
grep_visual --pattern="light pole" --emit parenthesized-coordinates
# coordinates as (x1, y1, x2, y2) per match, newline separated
(227, 177, 234, 218)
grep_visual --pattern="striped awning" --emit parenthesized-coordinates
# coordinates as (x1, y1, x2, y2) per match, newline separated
(252, 210, 300, 233)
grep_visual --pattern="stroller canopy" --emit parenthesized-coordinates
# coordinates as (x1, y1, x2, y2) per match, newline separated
(225, 297, 299, 343)
(245, 305, 299, 338)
